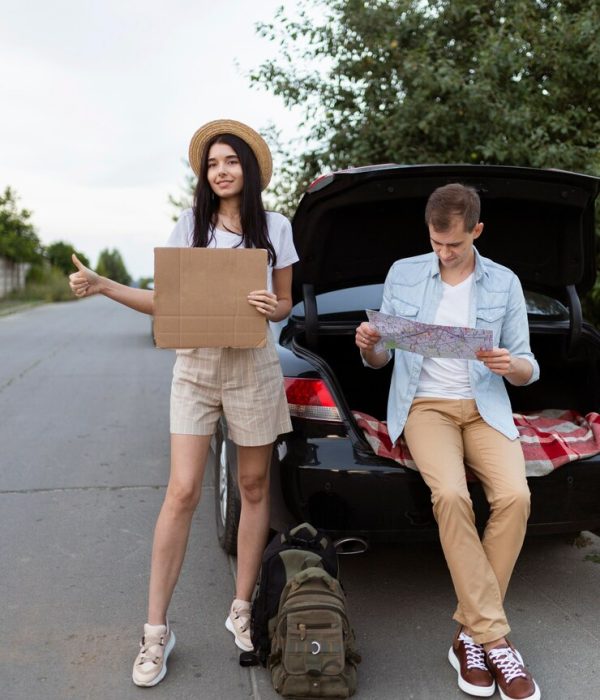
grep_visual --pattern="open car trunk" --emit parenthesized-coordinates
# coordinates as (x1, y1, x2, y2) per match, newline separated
(288, 164, 600, 453)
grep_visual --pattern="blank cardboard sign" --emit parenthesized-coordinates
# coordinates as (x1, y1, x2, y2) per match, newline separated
(153, 247, 268, 348)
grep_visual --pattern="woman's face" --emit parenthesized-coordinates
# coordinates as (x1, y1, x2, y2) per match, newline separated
(206, 142, 244, 200)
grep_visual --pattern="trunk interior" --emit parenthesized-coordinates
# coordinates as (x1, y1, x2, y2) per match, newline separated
(292, 321, 600, 428)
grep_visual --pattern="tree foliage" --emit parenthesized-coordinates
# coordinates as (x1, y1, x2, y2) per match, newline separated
(96, 248, 131, 285)
(251, 0, 600, 204)
(46, 241, 90, 276)
(168, 164, 195, 222)
(138, 276, 154, 290)
(0, 187, 43, 263)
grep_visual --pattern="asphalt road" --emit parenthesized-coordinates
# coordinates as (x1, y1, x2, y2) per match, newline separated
(2, 297, 599, 700)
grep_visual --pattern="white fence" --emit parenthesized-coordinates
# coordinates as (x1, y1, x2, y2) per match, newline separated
(0, 256, 30, 298)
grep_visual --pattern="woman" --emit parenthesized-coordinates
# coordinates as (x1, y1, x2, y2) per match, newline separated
(69, 119, 298, 687)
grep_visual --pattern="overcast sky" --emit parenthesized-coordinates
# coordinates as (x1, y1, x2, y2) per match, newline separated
(1, 0, 304, 278)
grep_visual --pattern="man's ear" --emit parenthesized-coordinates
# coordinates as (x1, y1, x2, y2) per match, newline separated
(472, 222, 484, 240)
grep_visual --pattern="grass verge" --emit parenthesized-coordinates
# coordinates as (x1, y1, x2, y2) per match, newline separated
(0, 267, 76, 315)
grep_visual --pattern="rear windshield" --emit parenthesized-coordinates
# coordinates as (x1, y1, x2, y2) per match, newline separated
(291, 285, 569, 321)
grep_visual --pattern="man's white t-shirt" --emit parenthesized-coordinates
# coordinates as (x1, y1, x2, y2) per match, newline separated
(166, 209, 299, 292)
(415, 273, 474, 399)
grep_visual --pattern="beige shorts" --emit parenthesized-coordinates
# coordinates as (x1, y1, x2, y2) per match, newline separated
(170, 331, 292, 446)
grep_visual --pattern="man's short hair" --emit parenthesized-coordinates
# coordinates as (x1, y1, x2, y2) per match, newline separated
(425, 183, 481, 232)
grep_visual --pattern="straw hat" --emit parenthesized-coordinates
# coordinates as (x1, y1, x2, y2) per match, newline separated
(188, 119, 273, 190)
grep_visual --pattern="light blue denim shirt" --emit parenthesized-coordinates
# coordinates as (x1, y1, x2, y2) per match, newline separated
(367, 247, 540, 443)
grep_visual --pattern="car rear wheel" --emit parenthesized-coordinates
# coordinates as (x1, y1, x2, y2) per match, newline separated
(214, 422, 241, 555)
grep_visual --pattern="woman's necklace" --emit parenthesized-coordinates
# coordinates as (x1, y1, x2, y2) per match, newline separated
(216, 214, 242, 234)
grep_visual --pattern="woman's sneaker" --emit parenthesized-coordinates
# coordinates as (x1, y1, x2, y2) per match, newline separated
(225, 598, 253, 651)
(132, 622, 176, 687)
(486, 642, 541, 700)
(448, 628, 495, 697)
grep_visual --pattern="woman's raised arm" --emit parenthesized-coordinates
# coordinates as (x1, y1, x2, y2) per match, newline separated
(69, 253, 154, 316)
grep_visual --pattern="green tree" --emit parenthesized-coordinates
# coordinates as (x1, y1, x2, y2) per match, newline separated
(251, 0, 600, 324)
(96, 248, 132, 285)
(0, 186, 43, 263)
(168, 164, 195, 221)
(138, 276, 154, 290)
(251, 0, 600, 206)
(46, 241, 90, 276)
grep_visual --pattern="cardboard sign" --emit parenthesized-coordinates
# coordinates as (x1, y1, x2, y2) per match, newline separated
(153, 247, 268, 348)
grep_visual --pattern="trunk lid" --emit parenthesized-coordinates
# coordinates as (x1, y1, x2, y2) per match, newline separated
(291, 164, 600, 303)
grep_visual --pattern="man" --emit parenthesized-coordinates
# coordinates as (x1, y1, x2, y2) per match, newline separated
(356, 184, 541, 700)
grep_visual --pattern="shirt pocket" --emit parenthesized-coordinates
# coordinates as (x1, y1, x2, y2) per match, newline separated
(390, 297, 420, 318)
(389, 282, 422, 318)
(476, 306, 506, 344)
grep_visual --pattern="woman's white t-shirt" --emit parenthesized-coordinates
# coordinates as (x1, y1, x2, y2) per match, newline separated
(166, 209, 299, 292)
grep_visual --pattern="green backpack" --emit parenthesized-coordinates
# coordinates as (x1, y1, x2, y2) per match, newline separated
(268, 566, 361, 698)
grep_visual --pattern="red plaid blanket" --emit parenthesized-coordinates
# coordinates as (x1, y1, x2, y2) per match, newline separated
(352, 409, 600, 477)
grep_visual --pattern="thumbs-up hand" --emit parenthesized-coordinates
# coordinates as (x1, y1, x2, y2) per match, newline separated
(69, 253, 102, 297)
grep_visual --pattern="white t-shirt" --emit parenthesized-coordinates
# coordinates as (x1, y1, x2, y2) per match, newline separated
(166, 209, 299, 292)
(415, 273, 474, 399)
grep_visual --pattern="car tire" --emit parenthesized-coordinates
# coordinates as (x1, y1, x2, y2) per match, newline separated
(214, 421, 241, 555)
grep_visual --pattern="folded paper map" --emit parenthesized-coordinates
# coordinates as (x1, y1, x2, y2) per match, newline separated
(366, 309, 493, 359)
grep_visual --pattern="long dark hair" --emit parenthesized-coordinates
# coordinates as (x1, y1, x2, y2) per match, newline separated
(191, 133, 276, 266)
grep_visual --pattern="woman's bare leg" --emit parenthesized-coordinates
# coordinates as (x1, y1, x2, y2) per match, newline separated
(147, 433, 212, 624)
(234, 443, 273, 600)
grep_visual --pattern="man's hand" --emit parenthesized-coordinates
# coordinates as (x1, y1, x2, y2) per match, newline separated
(476, 348, 513, 375)
(476, 347, 533, 385)
(355, 321, 381, 351)
(69, 254, 102, 297)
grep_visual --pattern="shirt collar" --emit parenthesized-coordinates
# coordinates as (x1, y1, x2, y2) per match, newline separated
(429, 253, 441, 278)
(429, 246, 488, 281)
(473, 247, 488, 282)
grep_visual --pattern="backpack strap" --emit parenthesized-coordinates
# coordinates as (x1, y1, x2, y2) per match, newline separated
(286, 522, 323, 549)
(346, 648, 363, 664)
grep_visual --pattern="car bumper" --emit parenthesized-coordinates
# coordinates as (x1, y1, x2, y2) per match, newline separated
(271, 432, 600, 542)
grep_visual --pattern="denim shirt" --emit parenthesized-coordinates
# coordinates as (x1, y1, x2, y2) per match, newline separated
(369, 248, 540, 443)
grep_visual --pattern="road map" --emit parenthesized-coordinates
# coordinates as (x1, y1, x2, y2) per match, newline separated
(366, 309, 493, 359)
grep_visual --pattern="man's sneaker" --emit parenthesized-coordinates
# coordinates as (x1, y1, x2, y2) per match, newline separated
(486, 642, 541, 700)
(448, 628, 496, 697)
(132, 622, 175, 687)
(225, 598, 253, 651)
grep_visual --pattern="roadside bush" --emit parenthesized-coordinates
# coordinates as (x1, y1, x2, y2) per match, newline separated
(10, 265, 74, 303)
(25, 261, 48, 285)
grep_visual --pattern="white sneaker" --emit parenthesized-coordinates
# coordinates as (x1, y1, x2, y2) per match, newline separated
(132, 621, 175, 687)
(486, 643, 540, 700)
(225, 599, 253, 651)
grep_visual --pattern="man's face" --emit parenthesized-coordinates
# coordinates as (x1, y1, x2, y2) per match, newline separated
(428, 215, 483, 271)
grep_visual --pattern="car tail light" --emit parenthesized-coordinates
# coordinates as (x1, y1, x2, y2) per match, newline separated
(284, 378, 341, 422)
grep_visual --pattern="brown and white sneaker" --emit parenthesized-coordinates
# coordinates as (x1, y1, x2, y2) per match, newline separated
(486, 642, 541, 700)
(225, 598, 253, 651)
(132, 621, 176, 687)
(448, 628, 495, 697)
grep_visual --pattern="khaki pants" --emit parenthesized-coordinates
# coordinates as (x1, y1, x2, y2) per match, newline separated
(404, 398, 530, 644)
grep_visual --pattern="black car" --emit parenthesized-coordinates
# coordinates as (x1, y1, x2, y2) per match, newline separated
(214, 164, 600, 554)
